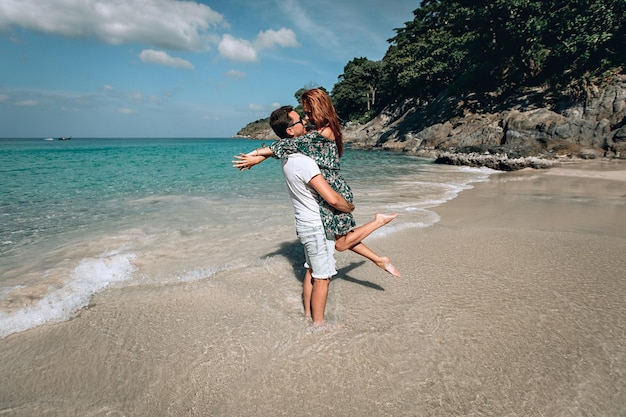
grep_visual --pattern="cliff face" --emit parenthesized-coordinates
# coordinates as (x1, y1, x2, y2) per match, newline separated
(344, 73, 626, 169)
(238, 74, 625, 170)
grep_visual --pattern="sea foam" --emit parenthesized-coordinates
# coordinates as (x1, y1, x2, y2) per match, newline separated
(0, 250, 136, 339)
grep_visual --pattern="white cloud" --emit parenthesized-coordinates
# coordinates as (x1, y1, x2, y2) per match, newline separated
(0, 0, 224, 51)
(270, 102, 281, 109)
(103, 85, 114, 91)
(15, 100, 38, 106)
(0, 1, 303, 65)
(0, 94, 9, 102)
(60, 106, 81, 113)
(127, 92, 143, 101)
(248, 104, 264, 111)
(117, 107, 135, 114)
(217, 28, 299, 62)
(254, 28, 299, 49)
(218, 35, 257, 62)
(225, 69, 247, 79)
(139, 49, 194, 70)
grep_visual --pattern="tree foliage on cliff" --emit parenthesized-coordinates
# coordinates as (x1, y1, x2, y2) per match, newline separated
(332, 58, 383, 122)
(331, 0, 625, 122)
(236, 118, 271, 137)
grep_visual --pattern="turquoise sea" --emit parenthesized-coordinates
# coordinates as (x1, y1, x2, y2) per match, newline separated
(0, 137, 493, 338)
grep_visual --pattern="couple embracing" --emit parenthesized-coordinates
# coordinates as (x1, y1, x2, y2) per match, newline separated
(234, 88, 399, 326)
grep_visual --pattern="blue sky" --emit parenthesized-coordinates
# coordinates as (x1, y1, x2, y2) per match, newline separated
(0, 0, 417, 138)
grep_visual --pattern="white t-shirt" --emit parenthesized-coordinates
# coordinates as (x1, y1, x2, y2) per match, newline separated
(281, 153, 323, 228)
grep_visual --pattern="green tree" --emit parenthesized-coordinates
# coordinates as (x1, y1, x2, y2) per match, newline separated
(379, 1, 481, 103)
(295, 84, 329, 103)
(332, 58, 383, 121)
(376, 0, 624, 106)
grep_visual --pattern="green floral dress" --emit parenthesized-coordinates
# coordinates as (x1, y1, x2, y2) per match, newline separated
(269, 131, 356, 236)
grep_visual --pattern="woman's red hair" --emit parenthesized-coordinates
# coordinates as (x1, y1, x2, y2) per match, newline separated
(301, 88, 343, 157)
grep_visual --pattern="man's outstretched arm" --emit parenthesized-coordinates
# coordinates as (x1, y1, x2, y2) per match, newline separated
(232, 146, 274, 170)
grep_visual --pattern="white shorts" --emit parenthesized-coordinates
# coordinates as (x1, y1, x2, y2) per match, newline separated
(296, 224, 337, 279)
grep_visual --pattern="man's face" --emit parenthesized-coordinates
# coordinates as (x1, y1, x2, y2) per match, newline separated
(286, 111, 306, 137)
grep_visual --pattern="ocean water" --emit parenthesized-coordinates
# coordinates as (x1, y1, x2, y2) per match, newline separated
(0, 137, 492, 338)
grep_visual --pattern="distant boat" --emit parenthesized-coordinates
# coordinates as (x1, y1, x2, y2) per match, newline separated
(44, 138, 54, 141)
(58, 137, 72, 141)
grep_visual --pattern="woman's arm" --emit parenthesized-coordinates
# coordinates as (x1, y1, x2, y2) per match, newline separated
(308, 174, 354, 213)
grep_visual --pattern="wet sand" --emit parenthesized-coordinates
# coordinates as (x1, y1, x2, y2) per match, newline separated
(1, 160, 625, 416)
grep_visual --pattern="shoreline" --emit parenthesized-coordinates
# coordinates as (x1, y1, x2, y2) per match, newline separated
(1, 162, 625, 416)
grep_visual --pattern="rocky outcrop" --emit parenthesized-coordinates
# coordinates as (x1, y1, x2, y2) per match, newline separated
(434, 152, 559, 171)
(344, 73, 626, 170)
(233, 131, 278, 140)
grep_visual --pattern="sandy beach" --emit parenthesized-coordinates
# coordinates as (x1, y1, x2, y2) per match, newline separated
(1, 160, 625, 416)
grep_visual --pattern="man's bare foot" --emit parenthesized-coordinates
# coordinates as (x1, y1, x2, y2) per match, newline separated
(307, 322, 340, 333)
(375, 213, 398, 225)
(376, 256, 401, 277)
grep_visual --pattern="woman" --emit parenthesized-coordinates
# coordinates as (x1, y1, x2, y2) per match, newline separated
(234, 89, 400, 277)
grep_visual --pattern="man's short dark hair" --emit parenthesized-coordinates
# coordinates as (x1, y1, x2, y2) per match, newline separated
(269, 105, 294, 139)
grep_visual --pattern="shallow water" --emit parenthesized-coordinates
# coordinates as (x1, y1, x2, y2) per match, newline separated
(0, 137, 491, 338)
(1, 155, 625, 416)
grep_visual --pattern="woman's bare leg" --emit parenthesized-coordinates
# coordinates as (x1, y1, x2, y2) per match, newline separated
(347, 241, 401, 277)
(334, 213, 397, 252)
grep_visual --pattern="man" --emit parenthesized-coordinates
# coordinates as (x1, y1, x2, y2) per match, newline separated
(234, 106, 354, 325)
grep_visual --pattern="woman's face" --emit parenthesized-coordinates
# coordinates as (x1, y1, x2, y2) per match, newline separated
(303, 105, 312, 123)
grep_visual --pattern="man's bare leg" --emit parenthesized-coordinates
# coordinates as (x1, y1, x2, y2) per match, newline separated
(335, 213, 397, 252)
(311, 277, 330, 324)
(303, 269, 313, 318)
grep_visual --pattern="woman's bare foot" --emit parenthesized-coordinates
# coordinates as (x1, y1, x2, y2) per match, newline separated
(375, 213, 398, 226)
(376, 256, 401, 277)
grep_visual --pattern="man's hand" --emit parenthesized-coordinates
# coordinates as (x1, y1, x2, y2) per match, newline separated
(232, 153, 266, 170)
(309, 174, 355, 213)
